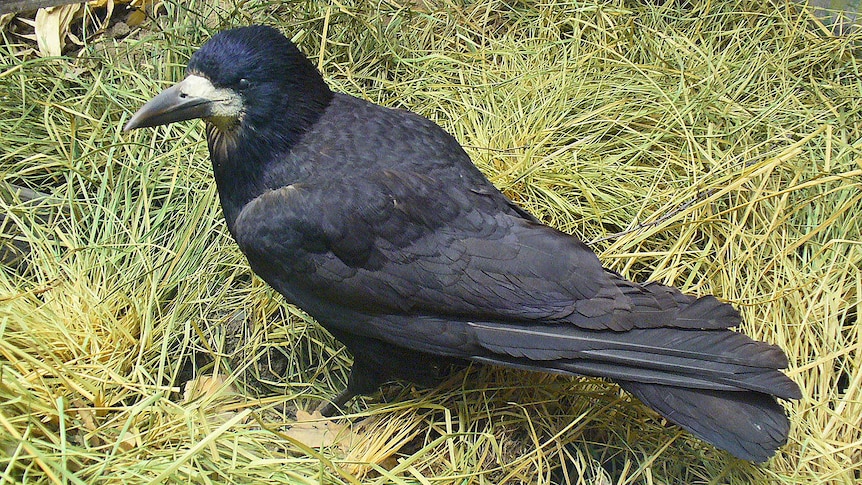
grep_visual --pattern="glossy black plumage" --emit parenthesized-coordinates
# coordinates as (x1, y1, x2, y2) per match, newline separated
(125, 25, 801, 462)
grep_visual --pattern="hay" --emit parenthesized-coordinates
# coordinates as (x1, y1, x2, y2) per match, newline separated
(1, 0, 860, 483)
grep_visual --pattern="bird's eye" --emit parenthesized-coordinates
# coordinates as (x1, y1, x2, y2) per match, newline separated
(238, 78, 251, 90)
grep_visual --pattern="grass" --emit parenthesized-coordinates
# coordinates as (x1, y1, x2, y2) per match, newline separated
(1, 0, 860, 483)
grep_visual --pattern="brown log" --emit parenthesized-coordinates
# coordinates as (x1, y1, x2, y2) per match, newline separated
(0, 1, 84, 15)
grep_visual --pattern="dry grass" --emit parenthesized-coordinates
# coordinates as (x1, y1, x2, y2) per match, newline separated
(1, 0, 860, 483)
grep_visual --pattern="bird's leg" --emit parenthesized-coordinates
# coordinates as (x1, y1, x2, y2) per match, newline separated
(316, 388, 355, 417)
(314, 345, 389, 417)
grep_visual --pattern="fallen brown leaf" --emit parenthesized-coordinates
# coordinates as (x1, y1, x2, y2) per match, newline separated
(284, 410, 357, 450)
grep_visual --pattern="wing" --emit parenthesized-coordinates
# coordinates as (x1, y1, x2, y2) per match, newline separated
(234, 169, 690, 331)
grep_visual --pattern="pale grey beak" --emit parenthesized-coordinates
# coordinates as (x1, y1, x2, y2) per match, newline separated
(124, 78, 216, 131)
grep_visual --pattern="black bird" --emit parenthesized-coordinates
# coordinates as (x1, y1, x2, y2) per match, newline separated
(125, 25, 801, 462)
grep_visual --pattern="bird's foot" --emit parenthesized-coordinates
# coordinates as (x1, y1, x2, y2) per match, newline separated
(316, 388, 355, 417)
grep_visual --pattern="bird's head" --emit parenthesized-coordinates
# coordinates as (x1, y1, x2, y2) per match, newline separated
(124, 25, 332, 150)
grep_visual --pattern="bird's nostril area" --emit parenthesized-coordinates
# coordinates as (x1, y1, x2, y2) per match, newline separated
(179, 92, 188, 99)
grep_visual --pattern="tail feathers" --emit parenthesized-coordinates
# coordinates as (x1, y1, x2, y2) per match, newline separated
(462, 275, 800, 461)
(619, 381, 791, 462)
(470, 352, 797, 397)
(552, 356, 801, 399)
(468, 322, 799, 398)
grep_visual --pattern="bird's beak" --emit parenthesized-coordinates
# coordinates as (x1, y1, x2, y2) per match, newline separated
(124, 76, 218, 131)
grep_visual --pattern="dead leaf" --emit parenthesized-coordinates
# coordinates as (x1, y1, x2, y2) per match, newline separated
(70, 398, 101, 447)
(75, 403, 97, 432)
(126, 8, 146, 27)
(284, 410, 357, 450)
(34, 4, 79, 57)
(0, 13, 14, 29)
(87, 0, 115, 34)
(183, 373, 237, 403)
(117, 426, 141, 452)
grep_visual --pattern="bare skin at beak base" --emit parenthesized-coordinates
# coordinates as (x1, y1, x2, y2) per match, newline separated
(124, 78, 215, 131)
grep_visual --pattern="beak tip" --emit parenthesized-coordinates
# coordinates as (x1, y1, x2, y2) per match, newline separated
(123, 113, 143, 132)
